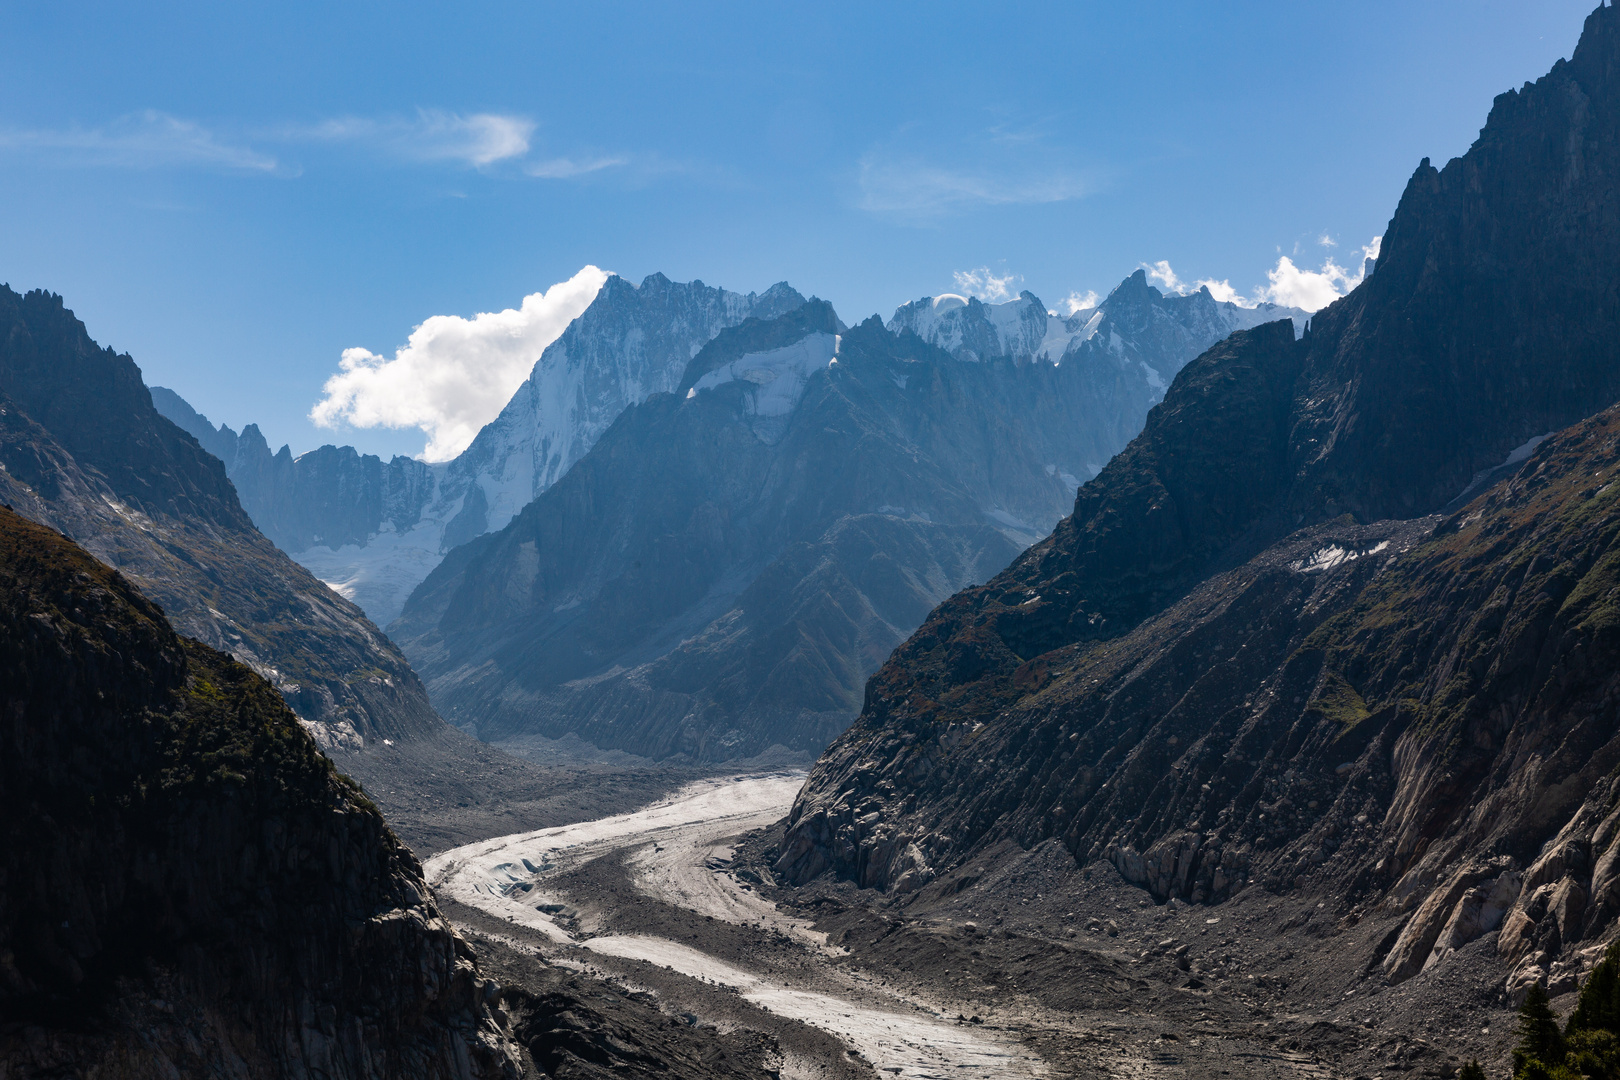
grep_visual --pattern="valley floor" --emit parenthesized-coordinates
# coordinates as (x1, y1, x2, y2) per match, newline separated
(411, 765, 1537, 1079)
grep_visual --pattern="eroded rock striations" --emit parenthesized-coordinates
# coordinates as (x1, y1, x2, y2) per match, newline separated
(782, 1, 1620, 999)
(0, 286, 439, 749)
(0, 507, 519, 1078)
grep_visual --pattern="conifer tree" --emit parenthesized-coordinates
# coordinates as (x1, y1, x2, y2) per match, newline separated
(1514, 981, 1566, 1078)
(1570, 942, 1620, 1037)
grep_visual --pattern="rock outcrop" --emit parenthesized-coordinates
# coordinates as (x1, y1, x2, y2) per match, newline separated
(0, 286, 441, 747)
(781, 1, 1620, 997)
(0, 506, 519, 1078)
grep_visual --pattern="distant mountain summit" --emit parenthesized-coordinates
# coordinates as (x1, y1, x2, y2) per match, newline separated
(157, 274, 804, 625)
(889, 275, 1306, 370)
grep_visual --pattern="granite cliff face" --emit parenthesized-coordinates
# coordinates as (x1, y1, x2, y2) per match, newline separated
(781, 1, 1620, 1000)
(392, 302, 1123, 760)
(0, 286, 439, 747)
(0, 506, 518, 1078)
(158, 275, 805, 625)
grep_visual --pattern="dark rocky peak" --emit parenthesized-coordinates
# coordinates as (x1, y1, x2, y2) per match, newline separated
(149, 384, 240, 463)
(1105, 267, 1159, 302)
(677, 298, 842, 393)
(0, 506, 518, 1077)
(0, 286, 247, 531)
(0, 288, 445, 745)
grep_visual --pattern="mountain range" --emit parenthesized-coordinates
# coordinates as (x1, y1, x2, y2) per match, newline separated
(779, 0, 1620, 1007)
(154, 268, 1303, 762)
(380, 276, 1304, 761)
(157, 275, 805, 626)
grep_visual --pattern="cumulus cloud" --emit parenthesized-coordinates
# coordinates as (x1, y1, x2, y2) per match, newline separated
(1059, 290, 1101, 315)
(1255, 236, 1383, 311)
(1145, 260, 1243, 305)
(310, 266, 610, 461)
(1143, 236, 1383, 314)
(0, 110, 278, 172)
(952, 267, 1023, 303)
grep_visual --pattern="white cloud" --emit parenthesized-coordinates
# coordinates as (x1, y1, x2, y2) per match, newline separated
(310, 266, 610, 461)
(1142, 236, 1383, 314)
(859, 155, 1089, 216)
(1144, 260, 1185, 294)
(1059, 290, 1101, 315)
(1145, 260, 1243, 305)
(293, 109, 535, 167)
(0, 110, 278, 172)
(952, 267, 1023, 303)
(1318, 233, 1338, 248)
(1196, 278, 1243, 304)
(525, 155, 629, 179)
(1255, 236, 1382, 311)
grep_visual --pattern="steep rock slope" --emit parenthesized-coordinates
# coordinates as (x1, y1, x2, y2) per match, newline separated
(392, 303, 1116, 760)
(782, 1, 1620, 997)
(0, 507, 518, 1078)
(0, 286, 438, 746)
(157, 275, 805, 625)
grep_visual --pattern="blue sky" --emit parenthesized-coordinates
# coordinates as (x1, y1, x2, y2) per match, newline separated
(0, 1, 1597, 460)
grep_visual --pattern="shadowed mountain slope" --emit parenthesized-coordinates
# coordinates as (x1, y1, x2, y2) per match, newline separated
(0, 506, 518, 1078)
(781, 1, 1620, 1001)
(0, 286, 439, 747)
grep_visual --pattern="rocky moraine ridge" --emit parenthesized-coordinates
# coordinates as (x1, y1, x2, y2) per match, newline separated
(0, 507, 519, 1078)
(782, 0, 1620, 1008)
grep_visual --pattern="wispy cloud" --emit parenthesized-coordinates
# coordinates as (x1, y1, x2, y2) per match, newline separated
(1143, 236, 1384, 314)
(310, 266, 610, 462)
(525, 155, 629, 179)
(859, 154, 1090, 217)
(0, 107, 651, 183)
(287, 109, 535, 167)
(952, 267, 1023, 303)
(857, 118, 1097, 220)
(0, 110, 279, 172)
